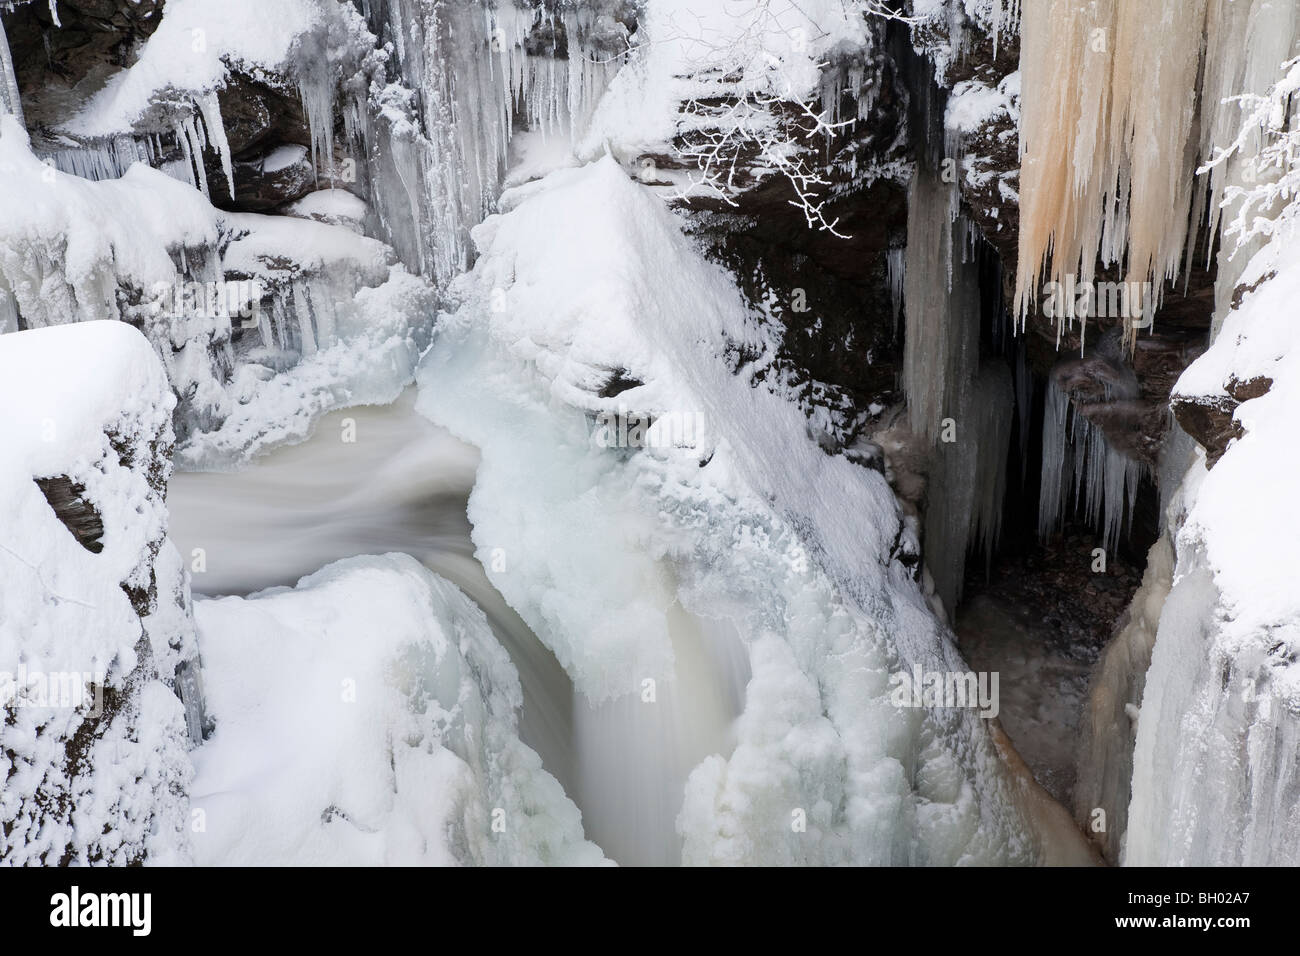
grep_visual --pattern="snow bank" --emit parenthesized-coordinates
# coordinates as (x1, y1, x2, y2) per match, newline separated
(0, 322, 193, 865)
(417, 156, 1093, 864)
(190, 553, 605, 866)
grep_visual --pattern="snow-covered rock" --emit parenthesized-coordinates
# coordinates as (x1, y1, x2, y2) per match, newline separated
(0, 115, 435, 468)
(190, 553, 606, 866)
(0, 321, 193, 865)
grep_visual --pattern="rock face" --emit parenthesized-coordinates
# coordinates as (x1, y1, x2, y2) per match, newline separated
(1172, 375, 1272, 468)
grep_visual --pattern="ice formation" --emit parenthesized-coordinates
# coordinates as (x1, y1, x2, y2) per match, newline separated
(354, 0, 627, 284)
(1036, 374, 1142, 555)
(1125, 175, 1300, 864)
(1014, 0, 1300, 345)
(0, 322, 195, 865)
(0, 115, 434, 467)
(414, 156, 1093, 865)
(899, 162, 1012, 612)
(1073, 533, 1174, 863)
(902, 164, 974, 445)
(1059, 9, 1300, 864)
(0, 10, 22, 125)
(190, 554, 606, 866)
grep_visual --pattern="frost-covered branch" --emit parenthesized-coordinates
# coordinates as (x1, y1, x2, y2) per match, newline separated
(1202, 54, 1300, 256)
(664, 0, 896, 238)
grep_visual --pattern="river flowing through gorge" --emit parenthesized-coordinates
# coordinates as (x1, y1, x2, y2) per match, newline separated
(167, 390, 750, 866)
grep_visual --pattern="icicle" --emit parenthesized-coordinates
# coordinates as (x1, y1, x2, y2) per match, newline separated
(1013, 340, 1033, 480)
(0, 12, 23, 128)
(177, 115, 209, 198)
(299, 75, 336, 182)
(902, 165, 979, 444)
(41, 134, 154, 181)
(197, 91, 235, 201)
(292, 281, 317, 356)
(308, 279, 336, 345)
(886, 245, 905, 332)
(1037, 377, 1070, 542)
(1016, 0, 1207, 346)
(1016, 0, 1300, 350)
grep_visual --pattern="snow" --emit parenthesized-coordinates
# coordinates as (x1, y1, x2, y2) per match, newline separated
(63, 0, 329, 138)
(944, 72, 1017, 143)
(0, 115, 435, 469)
(0, 322, 193, 865)
(190, 553, 606, 866)
(1121, 55, 1300, 863)
(581, 0, 872, 166)
(285, 187, 369, 231)
(415, 155, 1094, 864)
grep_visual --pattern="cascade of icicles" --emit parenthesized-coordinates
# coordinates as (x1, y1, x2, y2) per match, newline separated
(1015, 0, 1300, 346)
(353, 0, 624, 286)
(1037, 375, 1142, 554)
(173, 92, 236, 201)
(925, 362, 1014, 613)
(40, 135, 160, 181)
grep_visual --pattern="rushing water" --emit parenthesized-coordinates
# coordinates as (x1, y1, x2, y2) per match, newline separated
(167, 389, 749, 865)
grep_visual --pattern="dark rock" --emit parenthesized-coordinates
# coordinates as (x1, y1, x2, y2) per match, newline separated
(210, 143, 318, 212)
(1171, 394, 1242, 468)
(1171, 375, 1272, 468)
(33, 475, 104, 554)
(597, 368, 644, 398)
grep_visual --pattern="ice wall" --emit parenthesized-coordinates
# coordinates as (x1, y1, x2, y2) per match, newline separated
(355, 0, 626, 284)
(1124, 192, 1300, 864)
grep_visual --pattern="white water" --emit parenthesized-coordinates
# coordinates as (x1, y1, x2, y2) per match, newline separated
(167, 389, 749, 866)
